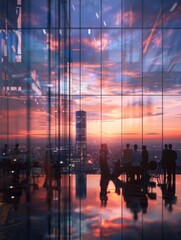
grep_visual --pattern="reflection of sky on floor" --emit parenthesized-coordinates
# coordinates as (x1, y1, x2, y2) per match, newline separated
(1, 174, 181, 239)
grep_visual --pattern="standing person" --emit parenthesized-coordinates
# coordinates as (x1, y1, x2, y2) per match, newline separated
(122, 143, 133, 166)
(141, 145, 149, 180)
(130, 144, 141, 181)
(99, 144, 110, 177)
(1, 144, 9, 176)
(13, 143, 20, 156)
(2, 144, 9, 156)
(166, 144, 177, 182)
(122, 143, 133, 178)
(161, 144, 168, 183)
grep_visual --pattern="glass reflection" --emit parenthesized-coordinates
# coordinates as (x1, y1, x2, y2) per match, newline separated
(1, 169, 180, 239)
(0, 0, 181, 239)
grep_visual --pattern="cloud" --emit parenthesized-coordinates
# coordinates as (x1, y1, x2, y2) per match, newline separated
(145, 132, 160, 135)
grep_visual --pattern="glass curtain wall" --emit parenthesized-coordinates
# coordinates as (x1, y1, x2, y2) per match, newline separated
(1, 0, 181, 164)
(0, 0, 181, 238)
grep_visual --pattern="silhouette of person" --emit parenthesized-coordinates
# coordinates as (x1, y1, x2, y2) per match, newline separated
(122, 180, 148, 221)
(129, 144, 141, 181)
(122, 143, 133, 166)
(100, 174, 110, 207)
(13, 143, 20, 156)
(1, 144, 9, 176)
(161, 177, 177, 212)
(120, 143, 132, 177)
(161, 144, 168, 183)
(99, 144, 110, 177)
(112, 158, 121, 178)
(2, 144, 9, 156)
(141, 145, 149, 180)
(166, 144, 177, 182)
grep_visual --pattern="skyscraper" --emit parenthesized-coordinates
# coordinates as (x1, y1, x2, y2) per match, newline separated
(76, 110, 87, 162)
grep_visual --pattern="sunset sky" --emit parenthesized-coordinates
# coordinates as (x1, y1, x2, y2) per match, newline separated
(0, 0, 181, 144)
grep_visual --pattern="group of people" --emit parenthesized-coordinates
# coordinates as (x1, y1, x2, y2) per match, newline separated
(100, 142, 177, 182)
(122, 143, 178, 182)
(161, 144, 177, 182)
(1, 143, 21, 157)
(121, 143, 149, 180)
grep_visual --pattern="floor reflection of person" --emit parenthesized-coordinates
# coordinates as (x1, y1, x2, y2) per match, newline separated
(122, 180, 148, 221)
(162, 178, 177, 213)
(111, 175, 149, 221)
(100, 174, 110, 207)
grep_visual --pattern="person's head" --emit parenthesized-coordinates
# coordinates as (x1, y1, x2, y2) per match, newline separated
(126, 143, 130, 149)
(168, 144, 172, 150)
(142, 145, 147, 151)
(134, 144, 138, 151)
(164, 144, 168, 149)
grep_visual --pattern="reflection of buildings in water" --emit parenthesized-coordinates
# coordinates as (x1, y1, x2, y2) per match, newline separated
(76, 173, 87, 199)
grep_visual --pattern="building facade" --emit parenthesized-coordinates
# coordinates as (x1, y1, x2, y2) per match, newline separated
(76, 110, 87, 162)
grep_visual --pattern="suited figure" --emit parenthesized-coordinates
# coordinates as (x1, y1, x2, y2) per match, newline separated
(166, 144, 177, 182)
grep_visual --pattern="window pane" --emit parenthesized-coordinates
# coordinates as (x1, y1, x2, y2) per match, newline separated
(22, 0, 48, 28)
(122, 29, 142, 95)
(70, 0, 80, 27)
(163, 29, 181, 95)
(163, 0, 181, 28)
(143, 0, 162, 28)
(143, 96, 162, 144)
(102, 29, 121, 95)
(122, 96, 142, 143)
(123, 0, 142, 28)
(81, 0, 101, 28)
(102, 0, 122, 28)
(163, 96, 181, 141)
(143, 29, 162, 95)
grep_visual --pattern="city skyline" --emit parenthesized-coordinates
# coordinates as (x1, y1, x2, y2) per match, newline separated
(0, 0, 181, 145)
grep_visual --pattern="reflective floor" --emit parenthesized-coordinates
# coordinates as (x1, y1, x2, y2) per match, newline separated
(0, 173, 181, 240)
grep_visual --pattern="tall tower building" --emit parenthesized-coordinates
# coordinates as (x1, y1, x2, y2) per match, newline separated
(76, 110, 87, 162)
